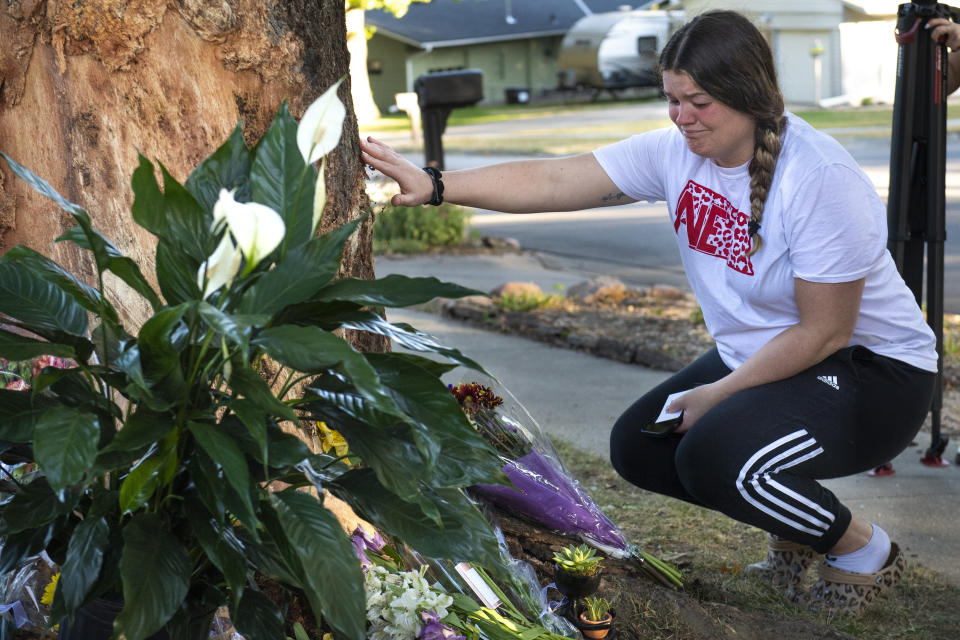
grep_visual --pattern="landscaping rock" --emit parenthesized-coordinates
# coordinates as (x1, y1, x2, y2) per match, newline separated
(567, 276, 627, 304)
(490, 281, 544, 298)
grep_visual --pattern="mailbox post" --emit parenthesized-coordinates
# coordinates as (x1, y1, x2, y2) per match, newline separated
(414, 69, 483, 169)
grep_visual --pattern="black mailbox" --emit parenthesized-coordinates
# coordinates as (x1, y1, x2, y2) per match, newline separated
(414, 69, 484, 169)
(415, 69, 483, 108)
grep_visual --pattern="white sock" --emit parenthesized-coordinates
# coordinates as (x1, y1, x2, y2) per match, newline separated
(825, 524, 891, 574)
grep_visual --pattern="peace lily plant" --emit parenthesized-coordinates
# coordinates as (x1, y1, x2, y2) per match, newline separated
(0, 81, 508, 639)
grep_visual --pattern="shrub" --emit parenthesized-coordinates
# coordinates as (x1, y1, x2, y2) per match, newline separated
(373, 202, 471, 253)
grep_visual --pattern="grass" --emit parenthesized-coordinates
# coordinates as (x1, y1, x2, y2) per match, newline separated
(553, 439, 960, 640)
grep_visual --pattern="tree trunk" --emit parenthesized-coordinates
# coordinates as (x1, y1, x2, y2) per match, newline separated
(0, 0, 384, 352)
(346, 8, 381, 125)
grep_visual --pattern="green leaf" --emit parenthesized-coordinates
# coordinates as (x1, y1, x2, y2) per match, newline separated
(1, 245, 119, 325)
(59, 516, 108, 616)
(131, 155, 210, 262)
(160, 162, 213, 261)
(137, 303, 189, 383)
(0, 329, 74, 361)
(269, 490, 365, 640)
(187, 421, 256, 530)
(116, 514, 191, 640)
(227, 361, 298, 423)
(185, 123, 253, 212)
(155, 240, 202, 305)
(314, 274, 484, 307)
(100, 406, 173, 455)
(251, 103, 315, 253)
(195, 301, 249, 351)
(184, 494, 247, 601)
(237, 218, 362, 316)
(232, 589, 285, 640)
(368, 353, 502, 486)
(343, 316, 489, 374)
(1, 153, 85, 216)
(33, 406, 99, 493)
(184, 451, 226, 522)
(229, 399, 267, 465)
(270, 300, 368, 331)
(119, 455, 163, 514)
(0, 389, 48, 442)
(0, 524, 55, 574)
(333, 470, 504, 570)
(253, 325, 402, 418)
(301, 405, 425, 503)
(234, 524, 301, 588)
(0, 477, 76, 535)
(58, 226, 163, 312)
(0, 261, 88, 335)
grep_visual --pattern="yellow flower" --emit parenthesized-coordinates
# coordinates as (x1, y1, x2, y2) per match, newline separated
(317, 421, 351, 465)
(41, 572, 59, 607)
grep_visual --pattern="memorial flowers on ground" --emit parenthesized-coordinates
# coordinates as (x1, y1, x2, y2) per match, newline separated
(450, 380, 684, 589)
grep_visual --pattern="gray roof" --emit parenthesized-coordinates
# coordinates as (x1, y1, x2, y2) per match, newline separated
(366, 0, 657, 48)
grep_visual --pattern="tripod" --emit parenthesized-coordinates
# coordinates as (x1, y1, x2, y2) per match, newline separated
(887, 0, 960, 466)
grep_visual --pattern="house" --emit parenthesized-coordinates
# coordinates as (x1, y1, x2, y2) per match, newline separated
(364, 0, 644, 111)
(676, 1, 900, 105)
(365, 0, 903, 110)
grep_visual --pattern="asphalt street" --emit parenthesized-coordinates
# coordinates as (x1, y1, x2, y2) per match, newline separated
(371, 105, 960, 311)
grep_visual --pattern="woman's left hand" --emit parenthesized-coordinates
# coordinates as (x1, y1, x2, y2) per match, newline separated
(667, 383, 730, 433)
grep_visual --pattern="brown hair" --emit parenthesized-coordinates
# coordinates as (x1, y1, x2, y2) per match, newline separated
(659, 10, 786, 256)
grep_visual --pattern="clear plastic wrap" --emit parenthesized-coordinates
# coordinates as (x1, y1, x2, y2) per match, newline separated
(448, 377, 628, 557)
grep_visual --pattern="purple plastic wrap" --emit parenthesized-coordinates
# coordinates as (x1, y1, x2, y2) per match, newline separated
(472, 451, 626, 551)
(449, 380, 628, 556)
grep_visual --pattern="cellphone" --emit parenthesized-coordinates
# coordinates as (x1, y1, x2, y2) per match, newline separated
(641, 413, 683, 437)
(640, 390, 689, 437)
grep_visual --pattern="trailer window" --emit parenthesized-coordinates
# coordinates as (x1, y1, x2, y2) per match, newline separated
(637, 36, 658, 62)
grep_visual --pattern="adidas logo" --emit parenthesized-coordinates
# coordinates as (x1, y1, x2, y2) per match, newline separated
(817, 375, 839, 390)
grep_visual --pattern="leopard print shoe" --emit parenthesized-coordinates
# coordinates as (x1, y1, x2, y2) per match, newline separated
(745, 534, 818, 593)
(793, 542, 905, 616)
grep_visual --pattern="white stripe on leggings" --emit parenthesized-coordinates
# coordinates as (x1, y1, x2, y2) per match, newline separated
(735, 429, 832, 537)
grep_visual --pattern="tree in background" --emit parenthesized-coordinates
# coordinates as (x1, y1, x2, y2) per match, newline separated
(347, 0, 432, 124)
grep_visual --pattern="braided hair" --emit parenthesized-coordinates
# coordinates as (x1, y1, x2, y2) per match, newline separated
(659, 11, 786, 256)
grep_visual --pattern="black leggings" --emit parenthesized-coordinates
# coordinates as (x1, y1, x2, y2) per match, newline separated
(609, 346, 935, 553)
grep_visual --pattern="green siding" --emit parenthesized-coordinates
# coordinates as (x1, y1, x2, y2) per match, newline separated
(367, 34, 566, 109)
(367, 35, 414, 113)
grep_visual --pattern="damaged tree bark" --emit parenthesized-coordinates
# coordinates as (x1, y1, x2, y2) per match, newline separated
(0, 0, 383, 354)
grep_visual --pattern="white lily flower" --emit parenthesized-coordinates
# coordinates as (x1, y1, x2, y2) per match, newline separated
(211, 189, 285, 273)
(197, 233, 242, 297)
(297, 78, 346, 165)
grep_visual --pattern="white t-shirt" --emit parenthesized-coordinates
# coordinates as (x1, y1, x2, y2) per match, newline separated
(593, 112, 937, 372)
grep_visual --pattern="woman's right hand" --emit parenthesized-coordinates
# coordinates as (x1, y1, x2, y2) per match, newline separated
(928, 17, 960, 49)
(360, 136, 435, 207)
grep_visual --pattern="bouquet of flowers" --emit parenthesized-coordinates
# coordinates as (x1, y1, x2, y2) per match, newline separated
(349, 527, 574, 640)
(449, 381, 683, 589)
(363, 566, 463, 640)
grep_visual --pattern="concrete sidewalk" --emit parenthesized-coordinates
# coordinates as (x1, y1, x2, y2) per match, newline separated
(377, 253, 960, 586)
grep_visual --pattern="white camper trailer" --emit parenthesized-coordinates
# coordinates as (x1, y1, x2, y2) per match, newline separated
(558, 10, 685, 90)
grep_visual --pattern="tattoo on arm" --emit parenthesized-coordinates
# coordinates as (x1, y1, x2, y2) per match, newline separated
(601, 191, 626, 203)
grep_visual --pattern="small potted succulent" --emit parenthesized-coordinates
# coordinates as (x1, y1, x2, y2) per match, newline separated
(578, 596, 613, 639)
(552, 543, 603, 600)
